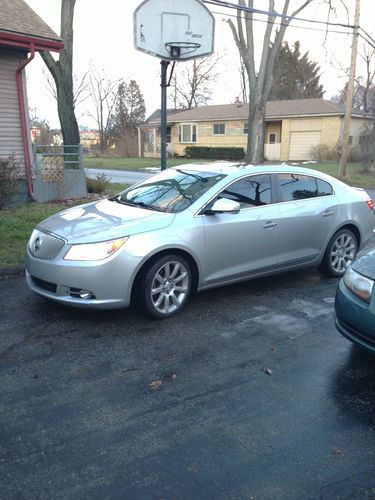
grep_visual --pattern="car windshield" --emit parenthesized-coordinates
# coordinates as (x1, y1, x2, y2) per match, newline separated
(116, 169, 226, 213)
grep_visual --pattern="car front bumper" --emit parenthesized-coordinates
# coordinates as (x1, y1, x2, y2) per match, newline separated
(335, 278, 375, 353)
(25, 245, 142, 310)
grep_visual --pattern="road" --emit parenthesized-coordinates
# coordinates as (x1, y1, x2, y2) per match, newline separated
(1, 236, 375, 499)
(85, 167, 152, 185)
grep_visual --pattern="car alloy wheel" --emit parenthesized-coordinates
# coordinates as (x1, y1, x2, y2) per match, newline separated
(142, 255, 192, 319)
(319, 229, 357, 277)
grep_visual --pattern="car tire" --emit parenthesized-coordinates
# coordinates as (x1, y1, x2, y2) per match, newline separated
(140, 254, 192, 319)
(318, 228, 358, 277)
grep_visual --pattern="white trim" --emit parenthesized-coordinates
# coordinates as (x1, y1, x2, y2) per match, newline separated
(212, 123, 226, 135)
(268, 132, 277, 144)
(138, 128, 142, 158)
(179, 123, 198, 143)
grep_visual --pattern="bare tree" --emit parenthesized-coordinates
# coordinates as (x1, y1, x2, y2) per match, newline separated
(86, 67, 121, 154)
(332, 45, 375, 113)
(40, 0, 79, 146)
(357, 46, 375, 113)
(169, 54, 221, 109)
(43, 67, 90, 108)
(228, 0, 320, 163)
(239, 60, 248, 103)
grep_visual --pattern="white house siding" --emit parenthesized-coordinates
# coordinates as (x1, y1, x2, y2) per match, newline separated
(349, 117, 374, 146)
(0, 50, 25, 174)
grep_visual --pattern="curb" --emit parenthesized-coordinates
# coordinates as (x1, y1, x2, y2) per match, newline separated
(0, 266, 24, 278)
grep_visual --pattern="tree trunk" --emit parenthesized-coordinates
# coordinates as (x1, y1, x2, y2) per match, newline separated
(246, 95, 266, 164)
(55, 72, 80, 145)
(41, 0, 80, 146)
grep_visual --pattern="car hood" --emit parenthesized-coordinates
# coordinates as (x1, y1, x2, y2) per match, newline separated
(352, 249, 375, 280)
(37, 199, 175, 244)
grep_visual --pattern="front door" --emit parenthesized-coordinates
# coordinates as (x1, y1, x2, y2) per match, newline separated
(201, 174, 281, 286)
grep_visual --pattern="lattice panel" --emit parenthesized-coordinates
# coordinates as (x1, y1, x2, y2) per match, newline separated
(41, 156, 64, 183)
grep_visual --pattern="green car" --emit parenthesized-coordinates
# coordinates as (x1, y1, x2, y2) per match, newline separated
(335, 248, 375, 353)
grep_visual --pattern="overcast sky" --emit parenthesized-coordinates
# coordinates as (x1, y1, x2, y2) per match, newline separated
(25, 0, 375, 129)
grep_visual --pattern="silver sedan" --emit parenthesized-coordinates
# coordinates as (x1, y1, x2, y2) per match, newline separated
(26, 163, 374, 319)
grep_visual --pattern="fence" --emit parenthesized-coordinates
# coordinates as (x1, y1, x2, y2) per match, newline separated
(32, 144, 87, 202)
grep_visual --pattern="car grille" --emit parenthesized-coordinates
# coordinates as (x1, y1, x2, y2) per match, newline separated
(31, 276, 57, 294)
(29, 229, 65, 260)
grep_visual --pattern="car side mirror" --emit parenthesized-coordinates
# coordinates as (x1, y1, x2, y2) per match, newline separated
(205, 198, 240, 215)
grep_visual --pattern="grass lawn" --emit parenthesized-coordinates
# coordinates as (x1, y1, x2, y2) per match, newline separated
(0, 183, 127, 268)
(83, 156, 212, 170)
(308, 162, 375, 188)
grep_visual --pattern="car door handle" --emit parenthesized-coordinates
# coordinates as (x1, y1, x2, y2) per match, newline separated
(263, 221, 278, 229)
(322, 210, 335, 217)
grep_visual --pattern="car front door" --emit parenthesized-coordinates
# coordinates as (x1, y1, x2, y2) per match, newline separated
(200, 174, 281, 286)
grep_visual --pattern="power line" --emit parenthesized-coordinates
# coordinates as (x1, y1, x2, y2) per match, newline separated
(202, 0, 355, 29)
(359, 33, 375, 51)
(211, 9, 354, 37)
(359, 27, 375, 48)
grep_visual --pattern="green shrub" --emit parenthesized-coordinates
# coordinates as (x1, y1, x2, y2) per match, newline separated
(86, 173, 110, 194)
(0, 155, 19, 209)
(185, 146, 245, 160)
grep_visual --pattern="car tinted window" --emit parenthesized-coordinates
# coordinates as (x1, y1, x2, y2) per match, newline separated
(219, 174, 272, 208)
(279, 174, 317, 201)
(118, 169, 226, 213)
(317, 178, 333, 196)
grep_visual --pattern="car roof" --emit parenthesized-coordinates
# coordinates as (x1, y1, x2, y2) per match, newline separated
(172, 161, 341, 182)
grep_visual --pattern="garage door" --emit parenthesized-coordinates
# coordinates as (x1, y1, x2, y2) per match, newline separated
(288, 131, 321, 161)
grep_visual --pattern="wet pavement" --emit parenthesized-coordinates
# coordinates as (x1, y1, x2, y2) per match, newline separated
(1, 244, 375, 499)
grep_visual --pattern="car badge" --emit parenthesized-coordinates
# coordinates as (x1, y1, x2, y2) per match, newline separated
(33, 236, 43, 253)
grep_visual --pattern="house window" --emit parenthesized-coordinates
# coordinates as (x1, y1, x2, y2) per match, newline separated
(213, 123, 225, 135)
(243, 122, 248, 134)
(166, 127, 171, 143)
(348, 135, 353, 145)
(269, 133, 277, 144)
(179, 124, 197, 143)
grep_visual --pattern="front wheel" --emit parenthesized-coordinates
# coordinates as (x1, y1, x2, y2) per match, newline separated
(140, 255, 192, 319)
(318, 228, 358, 277)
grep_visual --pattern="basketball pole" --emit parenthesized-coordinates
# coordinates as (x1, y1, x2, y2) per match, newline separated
(160, 60, 170, 171)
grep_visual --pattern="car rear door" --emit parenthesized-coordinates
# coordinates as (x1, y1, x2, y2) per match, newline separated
(275, 173, 338, 266)
(200, 174, 281, 286)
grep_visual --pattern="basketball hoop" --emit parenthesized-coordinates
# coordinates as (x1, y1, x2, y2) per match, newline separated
(134, 0, 214, 62)
(165, 41, 201, 60)
(133, 0, 215, 170)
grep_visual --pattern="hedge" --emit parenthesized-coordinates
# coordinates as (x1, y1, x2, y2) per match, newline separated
(184, 146, 245, 160)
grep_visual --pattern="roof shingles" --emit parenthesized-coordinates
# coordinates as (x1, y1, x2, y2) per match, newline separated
(0, 0, 61, 43)
(143, 99, 373, 127)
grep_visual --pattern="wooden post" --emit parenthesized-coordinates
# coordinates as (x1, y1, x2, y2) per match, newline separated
(338, 0, 361, 179)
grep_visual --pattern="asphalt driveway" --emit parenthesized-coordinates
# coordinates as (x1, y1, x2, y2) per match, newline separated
(1, 245, 375, 499)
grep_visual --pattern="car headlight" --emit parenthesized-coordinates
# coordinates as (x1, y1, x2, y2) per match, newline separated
(343, 266, 374, 302)
(64, 237, 128, 261)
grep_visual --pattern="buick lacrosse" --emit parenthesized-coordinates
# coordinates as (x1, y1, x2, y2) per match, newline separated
(26, 163, 374, 319)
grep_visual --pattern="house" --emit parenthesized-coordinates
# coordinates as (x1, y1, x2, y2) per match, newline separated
(79, 130, 101, 152)
(0, 0, 63, 201)
(138, 99, 375, 161)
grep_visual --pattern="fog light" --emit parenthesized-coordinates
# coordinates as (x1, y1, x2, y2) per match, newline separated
(69, 287, 96, 300)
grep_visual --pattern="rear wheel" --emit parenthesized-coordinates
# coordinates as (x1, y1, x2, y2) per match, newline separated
(318, 228, 357, 277)
(140, 255, 192, 319)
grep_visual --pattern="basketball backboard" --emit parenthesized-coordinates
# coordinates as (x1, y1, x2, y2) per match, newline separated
(134, 0, 215, 61)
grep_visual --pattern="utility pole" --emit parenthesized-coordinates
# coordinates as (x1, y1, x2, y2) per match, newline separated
(338, 0, 360, 179)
